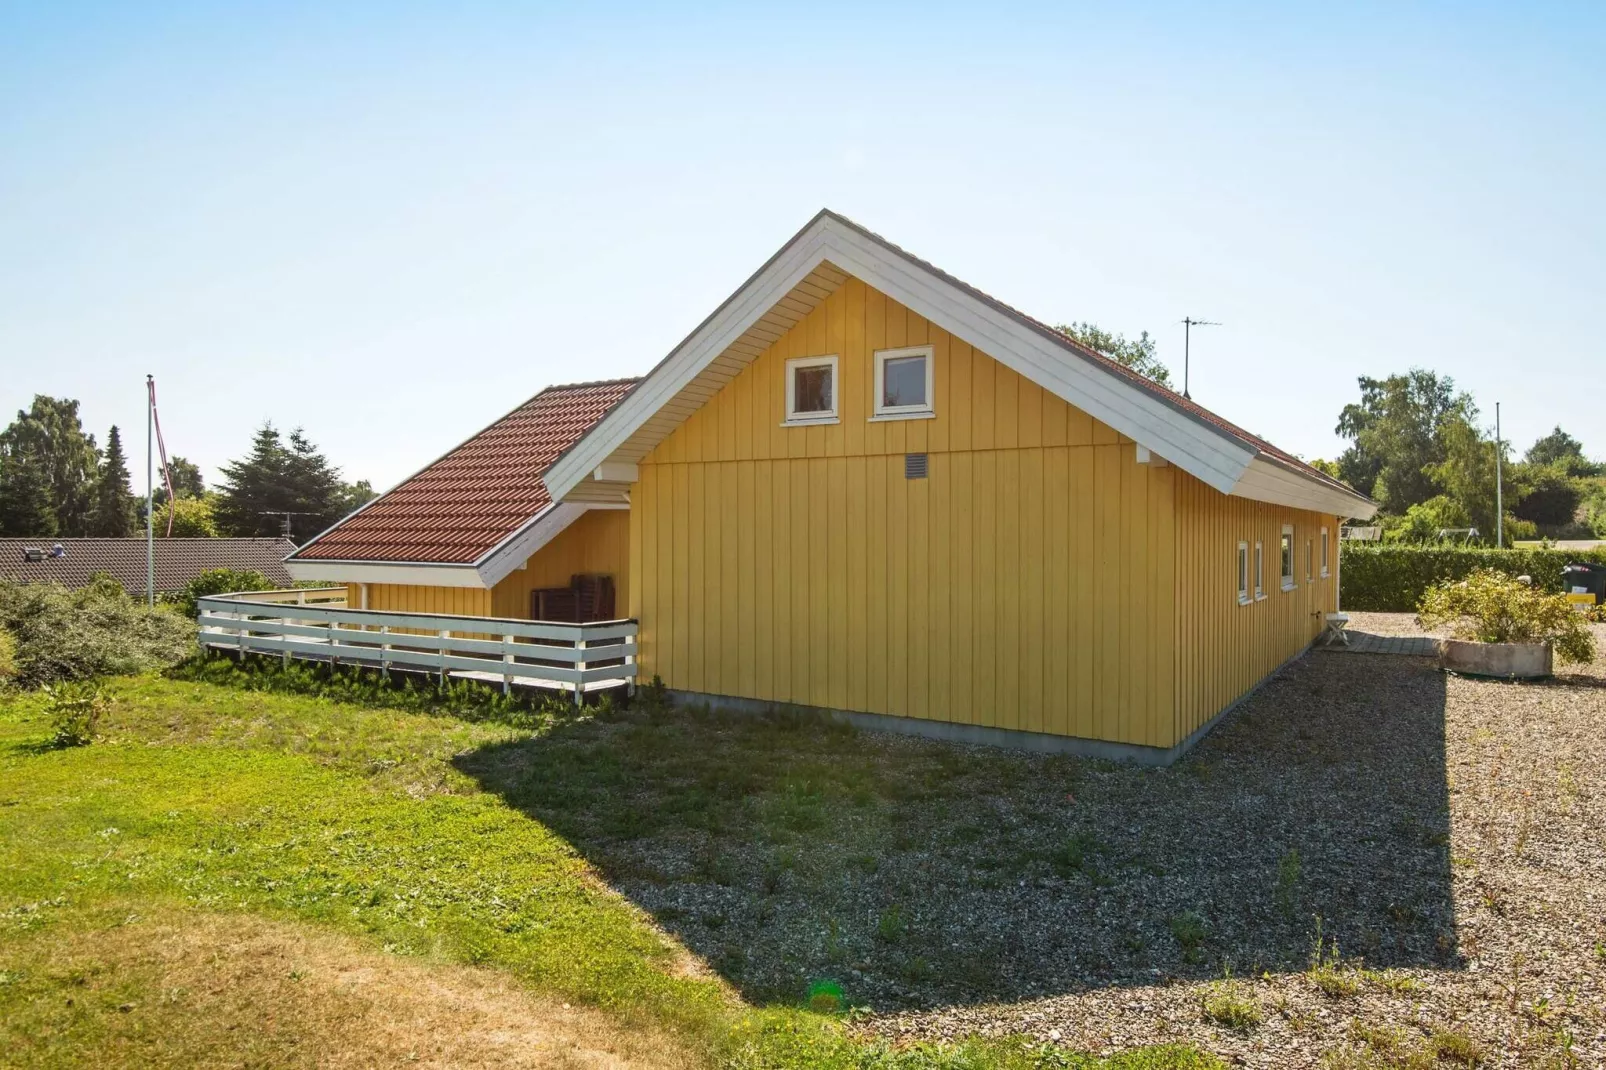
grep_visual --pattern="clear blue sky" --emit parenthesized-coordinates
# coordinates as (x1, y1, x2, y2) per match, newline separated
(2, 2, 1601, 492)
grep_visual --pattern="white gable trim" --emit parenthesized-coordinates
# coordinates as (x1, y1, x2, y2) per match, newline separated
(1231, 456, 1378, 520)
(542, 211, 1373, 518)
(474, 501, 592, 588)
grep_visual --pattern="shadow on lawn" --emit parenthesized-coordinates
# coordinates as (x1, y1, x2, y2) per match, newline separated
(454, 653, 1457, 1011)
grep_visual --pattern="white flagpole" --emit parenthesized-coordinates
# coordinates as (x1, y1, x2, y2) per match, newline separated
(146, 374, 155, 606)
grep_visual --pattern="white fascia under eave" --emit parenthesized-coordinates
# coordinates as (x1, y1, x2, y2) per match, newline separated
(284, 501, 615, 591)
(543, 212, 1258, 503)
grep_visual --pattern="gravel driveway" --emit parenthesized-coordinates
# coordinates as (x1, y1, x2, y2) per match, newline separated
(463, 614, 1606, 1069)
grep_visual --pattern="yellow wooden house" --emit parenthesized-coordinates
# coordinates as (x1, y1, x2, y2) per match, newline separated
(287, 210, 1376, 763)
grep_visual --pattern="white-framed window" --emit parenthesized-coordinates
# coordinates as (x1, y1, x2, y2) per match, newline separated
(784, 355, 839, 425)
(1236, 542, 1250, 605)
(1320, 527, 1330, 578)
(1306, 538, 1313, 583)
(1254, 541, 1265, 600)
(871, 345, 934, 420)
(1280, 524, 1295, 591)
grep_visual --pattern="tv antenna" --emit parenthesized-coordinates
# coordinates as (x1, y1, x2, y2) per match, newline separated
(1179, 317, 1220, 400)
(260, 510, 316, 540)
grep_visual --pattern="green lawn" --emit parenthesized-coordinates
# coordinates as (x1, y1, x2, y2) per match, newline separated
(0, 672, 1218, 1070)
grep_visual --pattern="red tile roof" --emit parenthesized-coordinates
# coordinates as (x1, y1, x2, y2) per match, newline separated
(291, 379, 638, 564)
(0, 538, 298, 593)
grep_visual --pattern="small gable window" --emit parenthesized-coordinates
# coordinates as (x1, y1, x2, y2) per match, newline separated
(1280, 525, 1295, 591)
(1236, 542, 1249, 605)
(1254, 541, 1265, 600)
(784, 355, 839, 425)
(872, 345, 934, 420)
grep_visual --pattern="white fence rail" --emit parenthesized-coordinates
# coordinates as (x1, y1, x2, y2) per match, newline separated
(196, 590, 637, 701)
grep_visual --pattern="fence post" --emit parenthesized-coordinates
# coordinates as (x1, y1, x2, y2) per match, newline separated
(626, 629, 636, 698)
(573, 634, 586, 708)
(438, 629, 450, 688)
(380, 625, 390, 681)
(502, 634, 515, 696)
(329, 618, 339, 669)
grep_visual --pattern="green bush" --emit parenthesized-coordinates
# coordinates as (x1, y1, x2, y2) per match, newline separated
(0, 627, 17, 684)
(0, 577, 194, 687)
(1418, 569, 1595, 664)
(1340, 544, 1606, 612)
(173, 567, 276, 617)
(45, 679, 109, 746)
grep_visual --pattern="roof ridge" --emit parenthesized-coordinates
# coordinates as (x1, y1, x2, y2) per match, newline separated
(535, 376, 643, 395)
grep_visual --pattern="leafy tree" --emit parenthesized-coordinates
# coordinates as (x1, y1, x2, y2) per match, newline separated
(154, 455, 206, 505)
(1334, 370, 1475, 514)
(1428, 415, 1532, 545)
(0, 452, 56, 537)
(214, 424, 363, 542)
(1056, 323, 1174, 389)
(0, 396, 101, 536)
(1513, 464, 1582, 528)
(1524, 426, 1599, 476)
(1384, 495, 1470, 542)
(155, 494, 220, 538)
(87, 425, 137, 537)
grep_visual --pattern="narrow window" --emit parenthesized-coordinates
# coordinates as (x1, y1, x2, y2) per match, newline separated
(1320, 527, 1330, 578)
(1306, 538, 1313, 583)
(1254, 541, 1264, 600)
(1280, 525, 1295, 591)
(1236, 542, 1249, 605)
(784, 355, 839, 425)
(872, 345, 934, 419)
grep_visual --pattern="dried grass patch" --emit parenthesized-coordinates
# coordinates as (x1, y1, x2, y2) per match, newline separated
(0, 905, 697, 1069)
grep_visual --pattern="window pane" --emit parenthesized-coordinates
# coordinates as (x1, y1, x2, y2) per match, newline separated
(882, 355, 926, 408)
(1281, 535, 1292, 577)
(794, 365, 833, 414)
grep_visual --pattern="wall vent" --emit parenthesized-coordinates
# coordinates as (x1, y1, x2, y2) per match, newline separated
(905, 453, 928, 479)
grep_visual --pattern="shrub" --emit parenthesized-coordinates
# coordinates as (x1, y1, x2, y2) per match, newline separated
(1417, 569, 1595, 664)
(0, 578, 194, 687)
(0, 627, 16, 684)
(1340, 544, 1606, 611)
(45, 680, 109, 746)
(174, 568, 276, 618)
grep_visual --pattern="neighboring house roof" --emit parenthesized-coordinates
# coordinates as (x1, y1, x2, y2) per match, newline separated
(545, 209, 1377, 520)
(289, 379, 639, 572)
(0, 538, 298, 593)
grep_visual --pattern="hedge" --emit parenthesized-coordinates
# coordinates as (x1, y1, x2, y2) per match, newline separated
(1340, 544, 1606, 612)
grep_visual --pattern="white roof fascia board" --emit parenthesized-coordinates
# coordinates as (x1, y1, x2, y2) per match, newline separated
(1231, 456, 1379, 520)
(285, 560, 489, 588)
(474, 501, 592, 588)
(543, 225, 833, 500)
(818, 223, 1253, 493)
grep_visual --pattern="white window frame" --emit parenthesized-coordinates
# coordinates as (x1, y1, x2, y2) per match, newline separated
(1236, 541, 1250, 605)
(1320, 527, 1330, 578)
(1306, 537, 1313, 584)
(1254, 541, 1265, 600)
(871, 345, 935, 421)
(1280, 524, 1296, 592)
(783, 354, 840, 426)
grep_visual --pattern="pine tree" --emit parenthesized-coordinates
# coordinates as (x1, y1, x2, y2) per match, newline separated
(215, 425, 355, 541)
(88, 425, 137, 537)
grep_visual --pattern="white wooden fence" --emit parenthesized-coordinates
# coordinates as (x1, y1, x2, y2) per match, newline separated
(196, 590, 638, 702)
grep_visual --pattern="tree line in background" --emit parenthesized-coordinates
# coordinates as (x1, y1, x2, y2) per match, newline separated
(0, 395, 376, 543)
(1319, 369, 1604, 545)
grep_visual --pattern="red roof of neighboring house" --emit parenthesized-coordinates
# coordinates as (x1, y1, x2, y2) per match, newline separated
(291, 379, 638, 564)
(0, 538, 298, 593)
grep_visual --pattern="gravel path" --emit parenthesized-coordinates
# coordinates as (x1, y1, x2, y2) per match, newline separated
(865, 624, 1606, 1068)
(467, 617, 1606, 1068)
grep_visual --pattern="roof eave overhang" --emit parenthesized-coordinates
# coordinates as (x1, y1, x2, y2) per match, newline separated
(543, 211, 1259, 503)
(1230, 454, 1379, 520)
(282, 500, 625, 591)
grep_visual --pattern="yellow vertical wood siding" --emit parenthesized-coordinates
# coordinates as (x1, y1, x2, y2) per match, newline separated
(488, 507, 632, 619)
(631, 277, 1180, 748)
(340, 507, 632, 622)
(1171, 474, 1337, 742)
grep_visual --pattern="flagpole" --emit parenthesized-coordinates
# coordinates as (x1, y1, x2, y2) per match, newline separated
(146, 375, 155, 606)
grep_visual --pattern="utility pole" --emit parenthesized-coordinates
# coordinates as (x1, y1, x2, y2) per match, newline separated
(1180, 318, 1220, 399)
(145, 375, 155, 606)
(1495, 402, 1503, 547)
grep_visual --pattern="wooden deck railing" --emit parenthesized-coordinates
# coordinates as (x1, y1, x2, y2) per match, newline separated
(196, 590, 638, 702)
